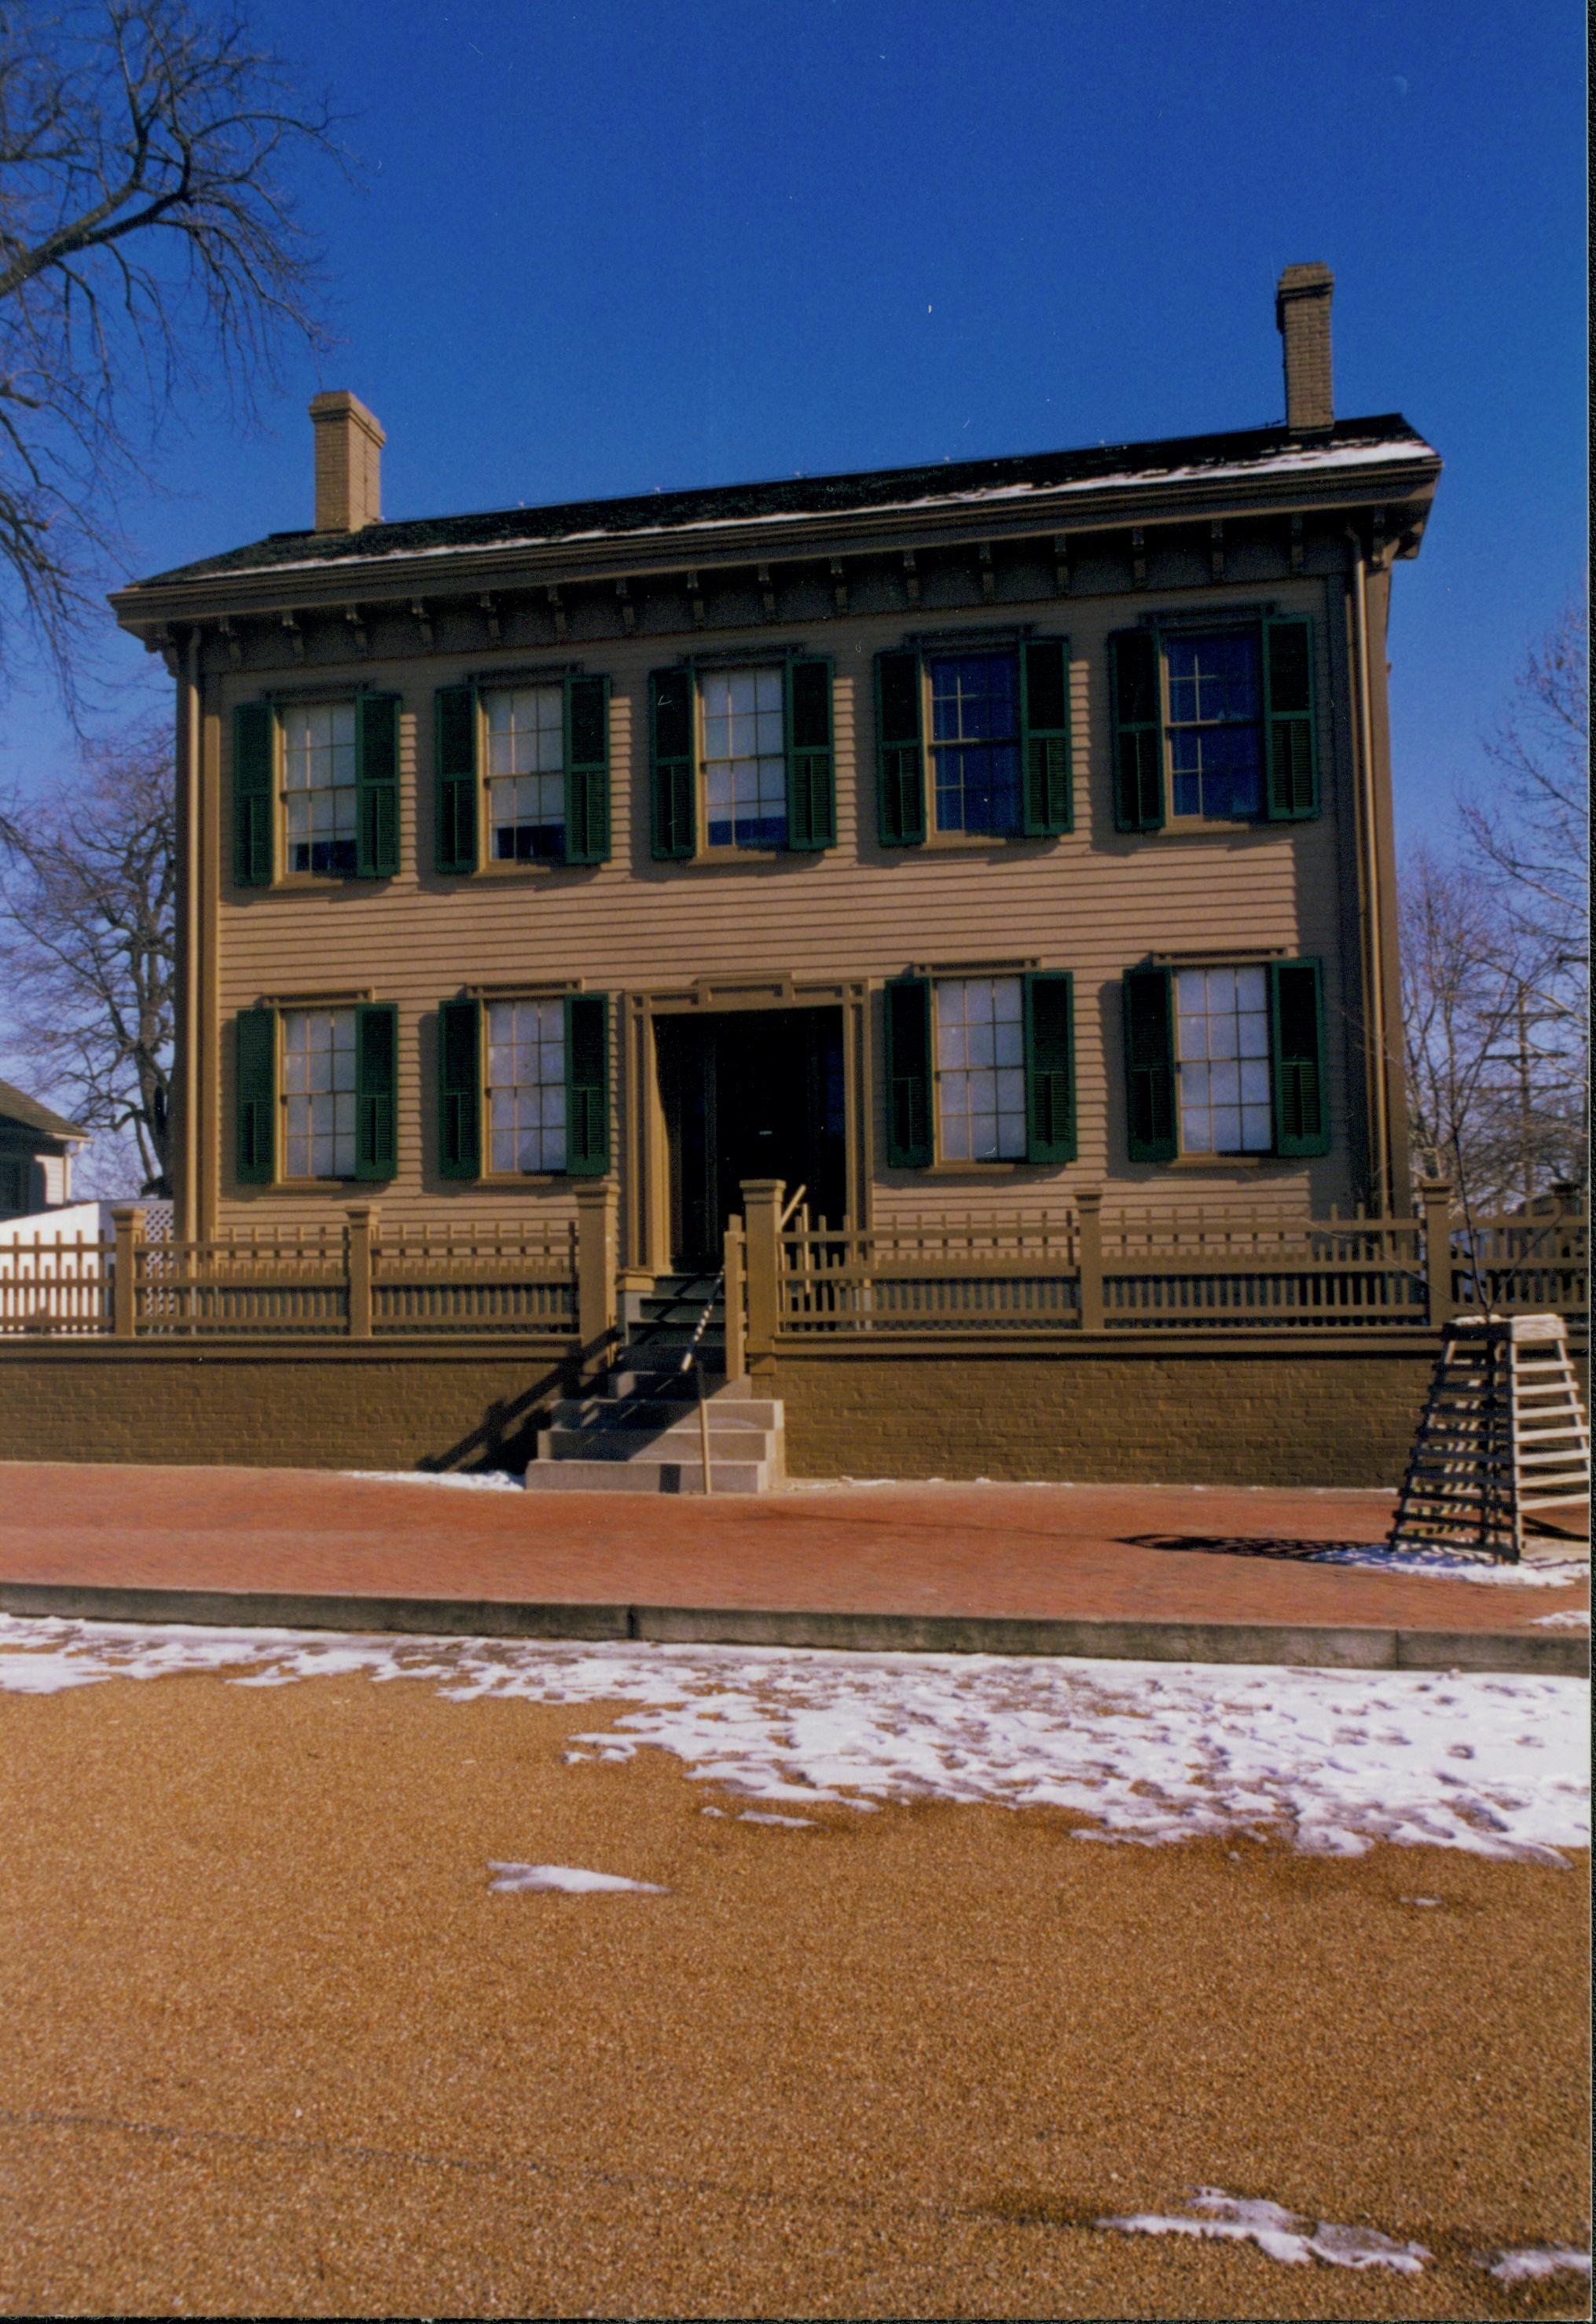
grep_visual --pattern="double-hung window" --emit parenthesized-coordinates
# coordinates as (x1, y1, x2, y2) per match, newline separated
(233, 1003, 398, 1185)
(875, 637, 1071, 845)
(283, 704, 358, 875)
(1109, 616, 1318, 831)
(1121, 960, 1330, 1163)
(648, 657, 835, 858)
(486, 687, 567, 862)
(433, 675, 611, 873)
(884, 971, 1076, 1169)
(437, 993, 611, 1179)
(232, 696, 400, 887)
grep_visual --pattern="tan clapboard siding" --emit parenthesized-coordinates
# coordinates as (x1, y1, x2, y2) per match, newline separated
(213, 580, 1359, 1231)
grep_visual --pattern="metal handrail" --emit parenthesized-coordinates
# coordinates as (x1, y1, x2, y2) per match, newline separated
(677, 1268, 725, 1496)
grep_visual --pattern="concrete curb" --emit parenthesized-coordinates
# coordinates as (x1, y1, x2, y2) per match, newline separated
(0, 1581, 1587, 1678)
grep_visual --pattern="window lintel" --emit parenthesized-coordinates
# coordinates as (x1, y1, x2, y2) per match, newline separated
(256, 986, 374, 1008)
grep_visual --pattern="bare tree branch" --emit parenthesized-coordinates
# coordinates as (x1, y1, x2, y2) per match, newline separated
(0, 721, 175, 1191)
(0, 0, 349, 697)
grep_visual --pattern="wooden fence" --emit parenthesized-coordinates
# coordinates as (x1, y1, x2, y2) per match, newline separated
(0, 1206, 577, 1341)
(735, 1180, 1588, 1354)
(2, 1182, 1586, 1355)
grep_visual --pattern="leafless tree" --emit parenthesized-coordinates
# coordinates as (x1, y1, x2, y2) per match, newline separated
(0, 722, 174, 1191)
(1458, 597, 1590, 1173)
(0, 0, 343, 690)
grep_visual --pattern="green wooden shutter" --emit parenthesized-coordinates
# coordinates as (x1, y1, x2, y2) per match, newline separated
(355, 692, 401, 878)
(1020, 640, 1073, 835)
(233, 702, 274, 887)
(1108, 630, 1165, 832)
(354, 1004, 398, 1181)
(1023, 971, 1076, 1163)
(1123, 967, 1176, 1162)
(434, 685, 479, 874)
(875, 650, 926, 846)
(1262, 616, 1319, 820)
(437, 998, 482, 1180)
(564, 674, 611, 865)
(565, 993, 610, 1175)
(884, 977, 933, 1167)
(1270, 958, 1330, 1156)
(234, 1007, 276, 1185)
(649, 670, 696, 859)
(785, 656, 835, 850)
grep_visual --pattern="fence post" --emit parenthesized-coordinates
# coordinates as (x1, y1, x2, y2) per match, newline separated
(722, 1219, 747, 1385)
(110, 1205, 145, 1339)
(1076, 1184, 1104, 1332)
(575, 1182, 618, 1375)
(741, 1179, 783, 1378)
(346, 1203, 376, 1338)
(1418, 1176, 1455, 1328)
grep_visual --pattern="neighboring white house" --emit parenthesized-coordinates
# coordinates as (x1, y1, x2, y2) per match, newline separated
(0, 1078, 90, 1219)
(0, 1198, 173, 1331)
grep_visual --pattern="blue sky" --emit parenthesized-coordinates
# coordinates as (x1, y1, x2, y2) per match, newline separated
(0, 0, 1585, 846)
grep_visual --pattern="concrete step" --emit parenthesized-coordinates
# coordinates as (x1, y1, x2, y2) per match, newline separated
(538, 1426, 781, 1463)
(550, 1397, 782, 1430)
(523, 1456, 772, 1494)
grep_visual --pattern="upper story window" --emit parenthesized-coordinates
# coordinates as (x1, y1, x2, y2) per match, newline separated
(233, 696, 399, 889)
(930, 655, 1022, 837)
(648, 658, 835, 861)
(281, 1007, 358, 1178)
(282, 703, 359, 876)
(486, 687, 567, 863)
(1109, 617, 1318, 832)
(486, 998, 567, 1172)
(434, 676, 611, 876)
(1165, 634, 1263, 821)
(702, 668, 788, 850)
(875, 637, 1071, 848)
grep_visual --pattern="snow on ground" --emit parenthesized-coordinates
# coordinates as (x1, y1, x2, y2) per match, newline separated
(339, 1469, 524, 1490)
(0, 1615, 1586, 1863)
(1533, 1609, 1590, 1628)
(1484, 2245, 1593, 2285)
(487, 1862, 666, 1895)
(1097, 2189, 1430, 2274)
(1301, 1544, 1587, 1587)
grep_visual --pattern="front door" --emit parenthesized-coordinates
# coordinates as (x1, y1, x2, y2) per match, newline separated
(656, 1008, 846, 1268)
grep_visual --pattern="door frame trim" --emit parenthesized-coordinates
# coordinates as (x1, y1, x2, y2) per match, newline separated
(622, 978, 871, 1280)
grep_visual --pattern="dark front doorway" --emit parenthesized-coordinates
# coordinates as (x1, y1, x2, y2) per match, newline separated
(655, 1007, 846, 1268)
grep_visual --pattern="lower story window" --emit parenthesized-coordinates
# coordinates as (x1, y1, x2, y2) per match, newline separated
(930, 652, 1022, 836)
(1175, 966, 1271, 1153)
(283, 703, 358, 875)
(281, 1008, 357, 1177)
(936, 975, 1025, 1159)
(486, 999, 567, 1172)
(703, 667, 787, 849)
(486, 685, 566, 862)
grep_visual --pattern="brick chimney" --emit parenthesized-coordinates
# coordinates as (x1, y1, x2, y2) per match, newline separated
(1275, 263, 1334, 435)
(309, 390, 385, 533)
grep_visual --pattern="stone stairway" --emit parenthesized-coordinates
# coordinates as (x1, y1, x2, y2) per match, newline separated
(523, 1272, 784, 1493)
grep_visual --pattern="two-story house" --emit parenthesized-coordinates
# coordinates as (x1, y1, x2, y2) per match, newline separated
(112, 264, 1439, 1290)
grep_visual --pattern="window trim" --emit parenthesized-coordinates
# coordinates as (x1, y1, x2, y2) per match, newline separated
(875, 636, 1073, 849)
(233, 1002, 398, 1190)
(1121, 956, 1329, 1167)
(434, 674, 611, 878)
(435, 992, 611, 1183)
(650, 651, 836, 864)
(1110, 615, 1320, 834)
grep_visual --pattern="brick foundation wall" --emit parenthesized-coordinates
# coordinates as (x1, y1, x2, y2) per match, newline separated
(0, 1341, 574, 1475)
(769, 1337, 1590, 1489)
(2, 1335, 1586, 1489)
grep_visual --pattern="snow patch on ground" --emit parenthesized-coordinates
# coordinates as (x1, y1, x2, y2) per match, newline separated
(1097, 2189, 1429, 2273)
(1300, 1545, 1587, 1587)
(339, 1469, 523, 1490)
(487, 1862, 666, 1895)
(1533, 1609, 1590, 1628)
(1483, 2245, 1592, 2285)
(0, 1616, 1585, 1863)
